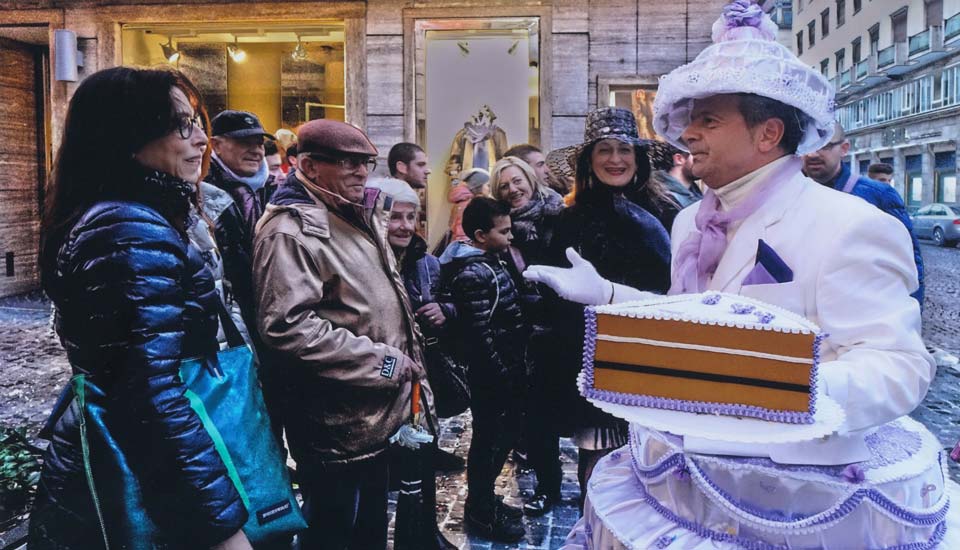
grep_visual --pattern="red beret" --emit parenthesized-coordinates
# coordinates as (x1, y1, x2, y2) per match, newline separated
(297, 119, 378, 157)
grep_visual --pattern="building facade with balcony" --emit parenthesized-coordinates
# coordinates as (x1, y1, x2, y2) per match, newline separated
(794, 0, 960, 210)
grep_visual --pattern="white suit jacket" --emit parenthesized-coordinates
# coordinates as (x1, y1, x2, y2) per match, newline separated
(669, 165, 935, 464)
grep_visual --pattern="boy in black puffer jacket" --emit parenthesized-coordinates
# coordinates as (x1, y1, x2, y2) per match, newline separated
(439, 197, 527, 544)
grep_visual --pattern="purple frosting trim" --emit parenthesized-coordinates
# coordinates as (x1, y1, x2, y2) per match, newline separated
(629, 448, 950, 528)
(626, 468, 948, 550)
(581, 308, 823, 425)
(730, 303, 756, 315)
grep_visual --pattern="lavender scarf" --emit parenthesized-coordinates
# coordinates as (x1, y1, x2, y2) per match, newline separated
(671, 156, 801, 293)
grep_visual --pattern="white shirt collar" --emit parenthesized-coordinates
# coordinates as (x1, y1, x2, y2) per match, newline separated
(714, 155, 793, 210)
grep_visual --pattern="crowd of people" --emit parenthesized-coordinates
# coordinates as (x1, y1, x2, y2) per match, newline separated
(26, 43, 928, 549)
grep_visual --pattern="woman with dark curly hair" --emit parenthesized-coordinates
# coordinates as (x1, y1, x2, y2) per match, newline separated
(28, 66, 251, 550)
(544, 108, 677, 506)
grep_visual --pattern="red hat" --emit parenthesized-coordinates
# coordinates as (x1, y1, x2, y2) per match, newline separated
(297, 119, 378, 157)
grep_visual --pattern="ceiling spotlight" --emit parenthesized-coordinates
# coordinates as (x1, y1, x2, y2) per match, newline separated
(227, 38, 246, 63)
(292, 37, 308, 61)
(161, 37, 180, 64)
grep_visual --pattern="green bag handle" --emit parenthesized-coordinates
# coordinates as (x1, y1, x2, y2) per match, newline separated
(74, 374, 111, 550)
(182, 388, 251, 511)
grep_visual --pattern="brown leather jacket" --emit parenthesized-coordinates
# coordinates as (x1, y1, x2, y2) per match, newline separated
(253, 174, 434, 467)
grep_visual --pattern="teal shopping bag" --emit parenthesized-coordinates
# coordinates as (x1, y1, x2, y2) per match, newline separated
(179, 302, 307, 545)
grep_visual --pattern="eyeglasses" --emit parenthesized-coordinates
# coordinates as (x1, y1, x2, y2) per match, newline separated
(175, 113, 205, 139)
(309, 154, 377, 172)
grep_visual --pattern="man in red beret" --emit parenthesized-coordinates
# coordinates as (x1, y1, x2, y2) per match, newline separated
(253, 120, 436, 549)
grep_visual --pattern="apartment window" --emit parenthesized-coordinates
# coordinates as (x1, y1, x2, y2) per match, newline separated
(836, 0, 846, 27)
(852, 37, 862, 63)
(821, 9, 830, 37)
(821, 58, 829, 76)
(797, 0, 804, 12)
(809, 20, 816, 46)
(836, 49, 846, 73)
(926, 0, 943, 28)
(869, 24, 880, 54)
(892, 9, 908, 43)
(853, 0, 861, 14)
(797, 31, 804, 54)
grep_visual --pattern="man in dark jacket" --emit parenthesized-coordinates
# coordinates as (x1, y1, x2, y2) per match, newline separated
(650, 142, 702, 208)
(206, 110, 274, 338)
(802, 123, 924, 305)
(439, 197, 527, 544)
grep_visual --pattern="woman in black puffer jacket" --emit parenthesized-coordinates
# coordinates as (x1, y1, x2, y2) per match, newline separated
(28, 67, 250, 550)
(545, 108, 677, 506)
(490, 156, 566, 515)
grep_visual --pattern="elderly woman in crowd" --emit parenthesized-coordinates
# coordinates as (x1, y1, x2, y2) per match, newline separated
(546, 107, 677, 505)
(366, 176, 459, 550)
(29, 67, 250, 550)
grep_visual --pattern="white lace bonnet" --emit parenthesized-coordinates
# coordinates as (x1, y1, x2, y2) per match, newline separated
(652, 0, 835, 155)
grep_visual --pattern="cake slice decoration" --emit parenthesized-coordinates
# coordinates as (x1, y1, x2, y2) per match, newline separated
(581, 292, 822, 424)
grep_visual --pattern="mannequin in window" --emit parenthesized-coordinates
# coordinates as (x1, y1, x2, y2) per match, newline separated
(445, 105, 509, 183)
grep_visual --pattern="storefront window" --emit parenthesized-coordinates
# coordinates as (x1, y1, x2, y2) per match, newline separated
(122, 23, 346, 133)
(608, 86, 658, 140)
(413, 17, 541, 246)
(906, 154, 923, 206)
(935, 151, 957, 204)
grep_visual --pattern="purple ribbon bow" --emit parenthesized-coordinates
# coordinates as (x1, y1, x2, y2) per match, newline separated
(671, 157, 802, 294)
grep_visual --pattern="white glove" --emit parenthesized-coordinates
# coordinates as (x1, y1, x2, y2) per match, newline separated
(524, 248, 659, 305)
(523, 248, 613, 305)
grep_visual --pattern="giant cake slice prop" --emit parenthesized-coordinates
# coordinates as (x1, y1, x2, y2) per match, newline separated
(581, 293, 823, 424)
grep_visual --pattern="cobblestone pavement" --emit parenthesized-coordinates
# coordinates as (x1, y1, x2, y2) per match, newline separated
(910, 242, 960, 485)
(2, 242, 960, 548)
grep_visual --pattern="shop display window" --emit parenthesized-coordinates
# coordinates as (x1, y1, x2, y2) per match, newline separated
(122, 23, 345, 133)
(411, 17, 542, 246)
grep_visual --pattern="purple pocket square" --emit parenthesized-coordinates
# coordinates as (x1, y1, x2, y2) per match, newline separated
(742, 262, 778, 286)
(743, 240, 794, 286)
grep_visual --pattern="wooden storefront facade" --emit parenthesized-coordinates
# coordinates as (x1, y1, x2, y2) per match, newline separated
(0, 0, 726, 297)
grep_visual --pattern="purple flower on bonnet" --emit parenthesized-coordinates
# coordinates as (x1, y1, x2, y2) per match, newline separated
(723, 0, 764, 28)
(712, 0, 778, 43)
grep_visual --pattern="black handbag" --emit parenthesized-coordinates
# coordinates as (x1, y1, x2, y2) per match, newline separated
(417, 263, 471, 418)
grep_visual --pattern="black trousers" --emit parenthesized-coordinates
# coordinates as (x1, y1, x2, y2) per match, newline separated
(298, 453, 390, 550)
(525, 407, 563, 497)
(466, 384, 524, 510)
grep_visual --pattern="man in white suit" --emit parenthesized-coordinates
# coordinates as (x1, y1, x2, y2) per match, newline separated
(524, 16, 933, 463)
(526, 3, 951, 547)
